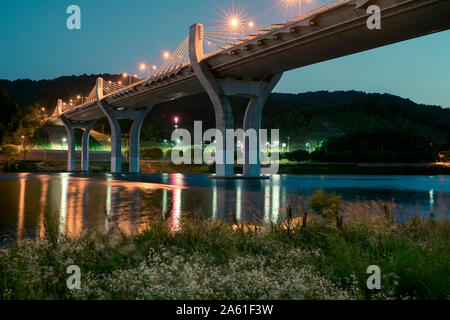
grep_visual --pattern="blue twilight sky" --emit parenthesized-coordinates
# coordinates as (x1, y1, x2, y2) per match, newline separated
(0, 0, 449, 107)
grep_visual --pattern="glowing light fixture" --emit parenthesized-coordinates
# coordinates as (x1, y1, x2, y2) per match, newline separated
(281, 0, 312, 16)
(230, 18, 239, 27)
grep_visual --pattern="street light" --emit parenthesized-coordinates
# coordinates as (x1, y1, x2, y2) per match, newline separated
(122, 73, 139, 85)
(123, 73, 130, 85)
(140, 63, 150, 78)
(284, 0, 310, 16)
(230, 18, 239, 27)
(174, 116, 179, 129)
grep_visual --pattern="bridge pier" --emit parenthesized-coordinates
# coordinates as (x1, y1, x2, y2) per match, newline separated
(189, 24, 235, 177)
(96, 78, 152, 173)
(128, 106, 152, 173)
(242, 74, 282, 177)
(59, 107, 97, 172)
(81, 119, 98, 172)
(189, 23, 282, 178)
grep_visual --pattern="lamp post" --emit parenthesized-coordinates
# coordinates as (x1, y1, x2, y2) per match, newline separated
(174, 116, 179, 129)
(140, 63, 150, 78)
(123, 73, 139, 86)
(140, 63, 158, 78)
(61, 137, 67, 150)
(20, 135, 26, 160)
(285, 0, 310, 16)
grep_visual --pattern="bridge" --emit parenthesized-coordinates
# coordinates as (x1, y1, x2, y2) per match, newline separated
(48, 0, 450, 177)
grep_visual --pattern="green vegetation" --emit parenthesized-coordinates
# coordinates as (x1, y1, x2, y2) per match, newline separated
(0, 191, 448, 300)
(141, 147, 164, 160)
(0, 144, 19, 160)
(1, 76, 449, 164)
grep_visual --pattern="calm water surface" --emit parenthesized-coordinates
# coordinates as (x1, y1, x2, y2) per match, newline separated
(0, 173, 449, 241)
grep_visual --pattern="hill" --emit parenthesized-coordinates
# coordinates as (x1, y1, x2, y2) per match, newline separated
(1, 75, 449, 161)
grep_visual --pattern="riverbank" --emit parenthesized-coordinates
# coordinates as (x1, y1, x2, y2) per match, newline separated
(1, 204, 448, 300)
(2, 159, 450, 175)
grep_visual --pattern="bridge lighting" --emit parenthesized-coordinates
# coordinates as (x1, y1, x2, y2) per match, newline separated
(122, 73, 128, 77)
(118, 81, 122, 85)
(163, 51, 170, 59)
(152, 65, 157, 70)
(140, 63, 151, 78)
(229, 17, 240, 28)
(248, 21, 254, 27)
(282, 0, 311, 16)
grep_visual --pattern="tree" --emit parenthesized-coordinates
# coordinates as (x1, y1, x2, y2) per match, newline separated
(0, 144, 19, 161)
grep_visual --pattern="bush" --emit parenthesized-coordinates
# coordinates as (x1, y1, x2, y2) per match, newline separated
(284, 149, 310, 162)
(0, 144, 19, 160)
(163, 148, 171, 158)
(141, 147, 164, 160)
(310, 189, 342, 220)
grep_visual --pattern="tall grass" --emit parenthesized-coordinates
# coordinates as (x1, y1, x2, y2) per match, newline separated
(0, 193, 448, 300)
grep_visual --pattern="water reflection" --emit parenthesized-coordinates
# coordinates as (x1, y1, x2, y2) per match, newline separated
(0, 173, 449, 241)
(17, 173, 27, 240)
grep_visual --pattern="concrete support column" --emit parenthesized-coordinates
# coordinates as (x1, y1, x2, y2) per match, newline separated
(189, 23, 235, 177)
(96, 78, 122, 173)
(96, 76, 152, 173)
(97, 101, 122, 173)
(243, 74, 282, 177)
(60, 115, 76, 172)
(129, 106, 152, 173)
(81, 120, 98, 172)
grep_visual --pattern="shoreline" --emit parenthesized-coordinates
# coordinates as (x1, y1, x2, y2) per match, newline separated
(1, 159, 450, 175)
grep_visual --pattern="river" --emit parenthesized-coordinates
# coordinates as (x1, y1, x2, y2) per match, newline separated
(0, 173, 448, 241)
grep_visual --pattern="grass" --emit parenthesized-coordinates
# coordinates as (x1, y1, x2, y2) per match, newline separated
(0, 196, 448, 300)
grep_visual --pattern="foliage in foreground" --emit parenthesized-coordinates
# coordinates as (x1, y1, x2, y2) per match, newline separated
(0, 200, 448, 300)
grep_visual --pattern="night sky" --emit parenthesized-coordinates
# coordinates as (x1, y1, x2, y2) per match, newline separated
(0, 0, 449, 107)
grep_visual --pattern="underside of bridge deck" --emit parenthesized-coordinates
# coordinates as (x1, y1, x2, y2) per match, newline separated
(48, 0, 450, 176)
